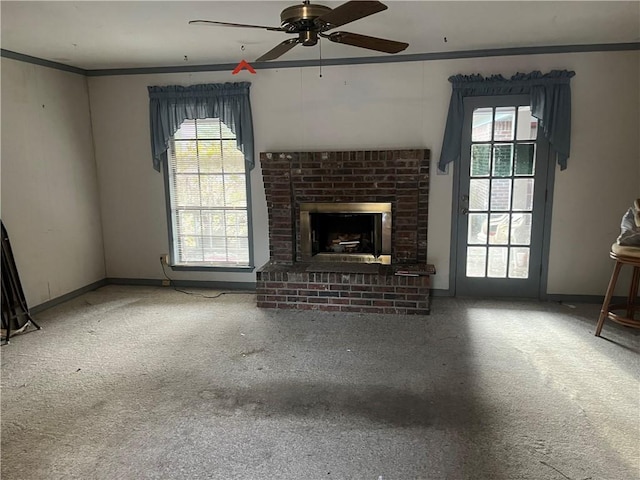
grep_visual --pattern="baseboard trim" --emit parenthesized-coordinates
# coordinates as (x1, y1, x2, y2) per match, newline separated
(546, 294, 623, 305)
(30, 278, 257, 315)
(106, 277, 257, 291)
(31, 279, 109, 314)
(27, 278, 617, 315)
(106, 277, 163, 287)
(433, 290, 616, 304)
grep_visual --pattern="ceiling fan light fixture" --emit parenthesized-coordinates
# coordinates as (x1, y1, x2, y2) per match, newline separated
(300, 30, 319, 46)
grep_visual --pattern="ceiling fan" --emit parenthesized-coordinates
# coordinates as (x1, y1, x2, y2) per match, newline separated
(189, 0, 409, 62)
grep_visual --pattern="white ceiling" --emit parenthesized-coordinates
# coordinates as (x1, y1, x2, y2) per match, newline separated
(1, 1, 639, 71)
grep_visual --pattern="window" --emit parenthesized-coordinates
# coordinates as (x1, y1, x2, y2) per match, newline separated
(166, 118, 251, 268)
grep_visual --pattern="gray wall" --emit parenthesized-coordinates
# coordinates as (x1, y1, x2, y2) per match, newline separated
(87, 50, 640, 295)
(1, 58, 106, 307)
(1, 50, 638, 304)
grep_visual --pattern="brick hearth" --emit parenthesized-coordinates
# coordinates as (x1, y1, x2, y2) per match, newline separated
(257, 149, 433, 314)
(257, 263, 431, 315)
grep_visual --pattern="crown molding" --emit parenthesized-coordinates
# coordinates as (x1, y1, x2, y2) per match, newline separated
(3, 43, 639, 77)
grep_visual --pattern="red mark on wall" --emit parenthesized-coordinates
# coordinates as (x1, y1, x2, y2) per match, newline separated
(232, 60, 256, 75)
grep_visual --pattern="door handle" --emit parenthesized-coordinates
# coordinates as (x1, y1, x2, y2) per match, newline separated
(460, 207, 469, 215)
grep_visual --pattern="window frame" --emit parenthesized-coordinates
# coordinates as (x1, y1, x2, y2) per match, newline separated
(162, 118, 255, 272)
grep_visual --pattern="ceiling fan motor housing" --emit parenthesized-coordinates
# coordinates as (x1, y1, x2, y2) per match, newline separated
(280, 3, 332, 45)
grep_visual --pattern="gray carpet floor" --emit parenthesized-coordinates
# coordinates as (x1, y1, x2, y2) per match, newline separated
(1, 285, 638, 480)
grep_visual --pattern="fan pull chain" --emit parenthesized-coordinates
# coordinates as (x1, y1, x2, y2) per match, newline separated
(319, 37, 322, 78)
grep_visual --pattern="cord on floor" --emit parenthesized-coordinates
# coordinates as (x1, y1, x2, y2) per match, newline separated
(159, 258, 253, 299)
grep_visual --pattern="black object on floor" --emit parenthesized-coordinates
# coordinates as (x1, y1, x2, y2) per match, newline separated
(1, 220, 40, 345)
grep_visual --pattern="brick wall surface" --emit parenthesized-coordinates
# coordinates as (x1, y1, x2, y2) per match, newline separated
(259, 149, 432, 314)
(256, 265, 431, 315)
(260, 150, 430, 265)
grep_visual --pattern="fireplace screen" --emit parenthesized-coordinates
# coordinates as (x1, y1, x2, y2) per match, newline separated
(300, 203, 392, 264)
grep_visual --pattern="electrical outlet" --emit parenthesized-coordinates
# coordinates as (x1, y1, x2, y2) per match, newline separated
(160, 254, 169, 265)
(161, 279, 170, 287)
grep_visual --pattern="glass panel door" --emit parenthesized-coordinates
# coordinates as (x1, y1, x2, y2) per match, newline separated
(455, 95, 550, 297)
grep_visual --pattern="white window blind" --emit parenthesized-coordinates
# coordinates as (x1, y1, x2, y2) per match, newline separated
(167, 118, 250, 266)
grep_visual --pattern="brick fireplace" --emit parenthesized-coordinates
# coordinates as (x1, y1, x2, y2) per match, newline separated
(256, 149, 433, 314)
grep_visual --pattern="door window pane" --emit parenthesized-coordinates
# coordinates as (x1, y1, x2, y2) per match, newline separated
(509, 247, 530, 278)
(511, 213, 532, 245)
(471, 144, 491, 176)
(494, 107, 516, 140)
(516, 106, 538, 140)
(512, 178, 534, 211)
(472, 108, 493, 141)
(490, 179, 511, 211)
(466, 247, 487, 277)
(514, 143, 536, 175)
(487, 247, 508, 278)
(493, 144, 513, 177)
(469, 179, 490, 211)
(468, 214, 488, 244)
(488, 213, 510, 245)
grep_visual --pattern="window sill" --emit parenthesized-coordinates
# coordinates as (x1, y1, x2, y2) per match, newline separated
(169, 264, 255, 273)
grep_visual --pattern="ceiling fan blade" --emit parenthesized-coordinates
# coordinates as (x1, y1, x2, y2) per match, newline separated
(316, 1, 387, 29)
(189, 20, 284, 32)
(327, 31, 408, 54)
(255, 38, 300, 62)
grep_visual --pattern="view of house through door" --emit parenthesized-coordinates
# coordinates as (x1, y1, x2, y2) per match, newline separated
(454, 95, 551, 297)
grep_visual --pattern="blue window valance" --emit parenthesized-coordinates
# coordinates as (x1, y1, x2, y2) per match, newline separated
(148, 82, 255, 171)
(439, 70, 575, 172)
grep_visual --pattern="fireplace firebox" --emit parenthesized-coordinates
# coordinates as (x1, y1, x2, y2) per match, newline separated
(300, 202, 392, 264)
